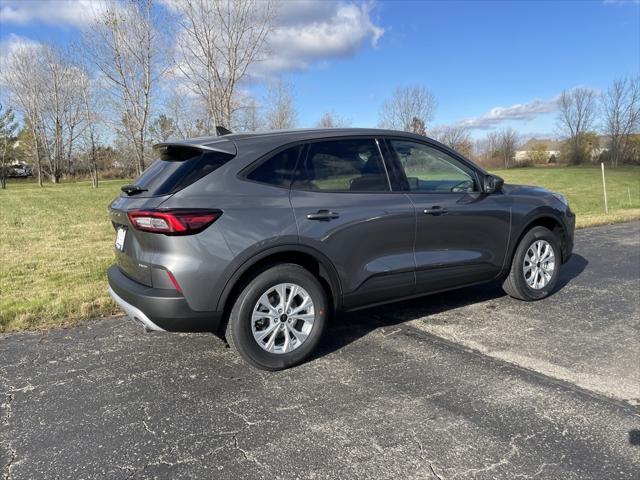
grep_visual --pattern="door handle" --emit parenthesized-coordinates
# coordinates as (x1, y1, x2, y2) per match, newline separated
(306, 210, 340, 220)
(423, 206, 448, 216)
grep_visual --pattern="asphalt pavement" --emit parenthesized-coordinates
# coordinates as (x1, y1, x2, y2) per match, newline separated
(1, 222, 639, 479)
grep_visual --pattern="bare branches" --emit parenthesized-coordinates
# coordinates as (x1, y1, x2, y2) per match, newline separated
(1, 43, 87, 183)
(601, 76, 640, 167)
(379, 86, 437, 133)
(557, 87, 598, 164)
(433, 126, 473, 157)
(83, 0, 159, 175)
(171, 0, 275, 130)
(264, 80, 297, 130)
(498, 127, 519, 168)
(316, 111, 351, 128)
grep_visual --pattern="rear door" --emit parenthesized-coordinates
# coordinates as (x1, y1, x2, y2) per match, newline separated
(384, 138, 510, 293)
(289, 137, 416, 309)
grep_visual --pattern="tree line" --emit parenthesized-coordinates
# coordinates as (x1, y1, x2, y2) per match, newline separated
(0, 0, 638, 189)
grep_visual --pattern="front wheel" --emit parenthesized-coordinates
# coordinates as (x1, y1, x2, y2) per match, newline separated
(225, 264, 328, 370)
(502, 226, 561, 301)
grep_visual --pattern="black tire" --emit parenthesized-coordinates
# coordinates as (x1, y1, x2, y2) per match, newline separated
(502, 226, 561, 301)
(225, 263, 328, 370)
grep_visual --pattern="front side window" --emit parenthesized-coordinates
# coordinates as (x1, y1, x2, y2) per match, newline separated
(292, 139, 390, 192)
(389, 140, 477, 193)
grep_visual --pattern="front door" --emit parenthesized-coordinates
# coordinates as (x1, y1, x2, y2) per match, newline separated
(384, 138, 511, 293)
(289, 137, 416, 309)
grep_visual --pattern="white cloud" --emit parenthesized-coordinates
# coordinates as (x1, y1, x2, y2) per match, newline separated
(0, 0, 110, 28)
(456, 97, 559, 130)
(256, 0, 384, 76)
(162, 0, 384, 79)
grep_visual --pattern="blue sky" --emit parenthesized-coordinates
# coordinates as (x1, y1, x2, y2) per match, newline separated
(1, 0, 639, 138)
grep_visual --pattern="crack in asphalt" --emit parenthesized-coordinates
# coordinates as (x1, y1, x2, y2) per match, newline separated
(2, 390, 16, 480)
(411, 430, 443, 480)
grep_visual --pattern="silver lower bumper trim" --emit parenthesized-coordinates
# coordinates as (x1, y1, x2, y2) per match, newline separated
(108, 286, 166, 332)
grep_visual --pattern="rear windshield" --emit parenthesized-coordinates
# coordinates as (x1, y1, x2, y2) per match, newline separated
(131, 146, 234, 196)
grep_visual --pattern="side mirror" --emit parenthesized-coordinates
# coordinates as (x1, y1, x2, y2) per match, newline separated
(484, 174, 504, 193)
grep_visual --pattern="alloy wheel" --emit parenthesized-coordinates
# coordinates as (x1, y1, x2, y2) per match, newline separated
(523, 240, 555, 289)
(251, 283, 315, 354)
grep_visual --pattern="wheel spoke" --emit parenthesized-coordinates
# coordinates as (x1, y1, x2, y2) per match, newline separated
(289, 327, 308, 345)
(255, 321, 278, 342)
(285, 285, 299, 311)
(276, 284, 287, 311)
(258, 293, 278, 315)
(291, 312, 314, 325)
(290, 295, 312, 316)
(264, 326, 279, 352)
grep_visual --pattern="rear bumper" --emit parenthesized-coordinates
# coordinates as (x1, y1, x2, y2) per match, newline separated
(107, 265, 222, 332)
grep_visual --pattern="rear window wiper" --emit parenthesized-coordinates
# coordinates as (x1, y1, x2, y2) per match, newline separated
(121, 184, 148, 195)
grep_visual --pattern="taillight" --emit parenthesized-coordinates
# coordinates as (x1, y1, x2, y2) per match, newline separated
(127, 209, 221, 235)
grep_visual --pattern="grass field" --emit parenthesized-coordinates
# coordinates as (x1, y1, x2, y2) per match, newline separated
(1, 165, 639, 332)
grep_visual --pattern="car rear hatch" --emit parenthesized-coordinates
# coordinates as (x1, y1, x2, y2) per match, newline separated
(109, 140, 236, 286)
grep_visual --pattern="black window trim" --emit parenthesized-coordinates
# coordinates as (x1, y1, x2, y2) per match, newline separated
(289, 135, 395, 194)
(382, 136, 484, 194)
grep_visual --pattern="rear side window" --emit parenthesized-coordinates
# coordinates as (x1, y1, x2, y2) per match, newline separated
(133, 146, 234, 196)
(292, 139, 390, 192)
(246, 145, 302, 187)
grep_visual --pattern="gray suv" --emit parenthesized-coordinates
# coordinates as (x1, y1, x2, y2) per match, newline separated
(108, 128, 575, 370)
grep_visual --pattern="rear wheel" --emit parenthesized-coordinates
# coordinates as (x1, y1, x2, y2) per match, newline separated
(225, 264, 328, 370)
(503, 226, 561, 301)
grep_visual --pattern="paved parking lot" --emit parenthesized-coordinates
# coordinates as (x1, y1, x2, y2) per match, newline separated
(2, 222, 639, 479)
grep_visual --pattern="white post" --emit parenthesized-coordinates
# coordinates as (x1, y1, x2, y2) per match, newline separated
(601, 162, 608, 214)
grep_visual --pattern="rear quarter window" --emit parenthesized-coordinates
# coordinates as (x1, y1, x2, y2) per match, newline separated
(245, 145, 302, 187)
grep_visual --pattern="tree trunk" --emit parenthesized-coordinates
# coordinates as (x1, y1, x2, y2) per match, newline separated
(90, 141, 98, 188)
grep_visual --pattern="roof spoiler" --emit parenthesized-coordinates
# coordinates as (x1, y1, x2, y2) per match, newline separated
(154, 138, 237, 156)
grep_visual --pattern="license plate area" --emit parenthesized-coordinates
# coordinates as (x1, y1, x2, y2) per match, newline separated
(115, 227, 127, 251)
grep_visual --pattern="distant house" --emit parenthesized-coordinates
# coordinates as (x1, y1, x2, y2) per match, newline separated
(515, 138, 562, 164)
(515, 136, 610, 164)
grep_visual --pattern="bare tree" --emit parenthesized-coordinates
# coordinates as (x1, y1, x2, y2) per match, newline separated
(2, 43, 85, 183)
(601, 76, 640, 167)
(0, 103, 19, 189)
(149, 114, 177, 143)
(557, 87, 598, 164)
(264, 80, 297, 130)
(316, 111, 351, 128)
(235, 98, 263, 132)
(171, 0, 274, 130)
(84, 0, 159, 175)
(379, 86, 437, 132)
(409, 117, 426, 136)
(78, 72, 103, 188)
(39, 46, 86, 182)
(498, 127, 518, 168)
(166, 92, 210, 139)
(433, 125, 473, 157)
(1, 42, 46, 186)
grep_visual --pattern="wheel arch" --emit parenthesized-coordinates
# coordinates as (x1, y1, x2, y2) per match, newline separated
(216, 245, 342, 331)
(508, 213, 569, 268)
